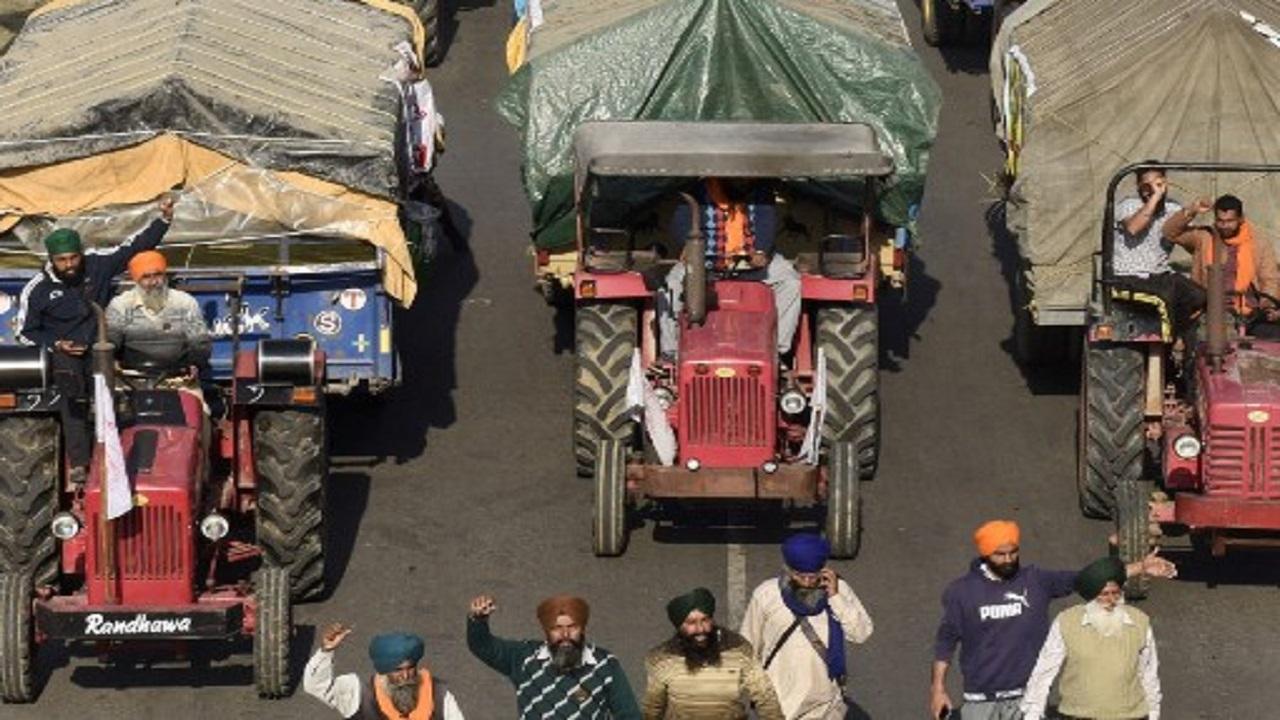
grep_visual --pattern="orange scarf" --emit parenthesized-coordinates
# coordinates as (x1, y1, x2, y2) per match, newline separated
(373, 670, 434, 720)
(1205, 220, 1257, 311)
(706, 179, 750, 256)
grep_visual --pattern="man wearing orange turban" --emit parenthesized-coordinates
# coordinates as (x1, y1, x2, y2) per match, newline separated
(105, 249, 211, 369)
(929, 520, 1176, 720)
(467, 593, 640, 718)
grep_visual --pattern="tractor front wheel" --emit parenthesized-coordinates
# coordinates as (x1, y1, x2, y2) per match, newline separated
(591, 439, 629, 557)
(411, 0, 446, 66)
(818, 306, 879, 479)
(253, 566, 292, 699)
(574, 303, 637, 477)
(0, 416, 60, 587)
(255, 409, 328, 602)
(0, 572, 35, 703)
(1079, 342, 1145, 520)
(825, 442, 862, 559)
(1115, 480, 1154, 600)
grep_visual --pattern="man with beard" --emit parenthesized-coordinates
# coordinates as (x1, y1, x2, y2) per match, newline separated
(106, 250, 211, 371)
(467, 593, 640, 719)
(1020, 557, 1161, 720)
(1109, 165, 1206, 339)
(930, 520, 1174, 720)
(1162, 194, 1280, 333)
(740, 534, 874, 719)
(16, 198, 174, 482)
(303, 623, 465, 718)
(642, 587, 783, 720)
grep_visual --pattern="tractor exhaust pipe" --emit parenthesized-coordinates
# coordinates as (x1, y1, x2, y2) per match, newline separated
(1207, 230, 1226, 373)
(678, 192, 707, 326)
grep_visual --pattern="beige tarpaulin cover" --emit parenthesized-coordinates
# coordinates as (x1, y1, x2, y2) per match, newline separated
(0, 0, 430, 305)
(991, 0, 1280, 322)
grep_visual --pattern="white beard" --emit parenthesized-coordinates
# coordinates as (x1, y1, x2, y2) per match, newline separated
(1084, 599, 1126, 637)
(141, 285, 168, 313)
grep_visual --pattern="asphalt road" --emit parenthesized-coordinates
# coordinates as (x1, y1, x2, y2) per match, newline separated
(11, 2, 1280, 719)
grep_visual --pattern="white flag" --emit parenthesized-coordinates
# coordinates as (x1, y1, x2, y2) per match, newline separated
(798, 348, 827, 465)
(93, 373, 132, 520)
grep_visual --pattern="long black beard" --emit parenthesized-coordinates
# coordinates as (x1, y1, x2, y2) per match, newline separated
(988, 560, 1021, 580)
(550, 639, 585, 673)
(676, 627, 723, 671)
(385, 674, 421, 715)
(52, 265, 83, 286)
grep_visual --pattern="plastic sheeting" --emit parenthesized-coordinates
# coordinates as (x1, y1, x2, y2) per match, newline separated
(0, 0, 433, 305)
(991, 0, 1280, 321)
(497, 0, 940, 250)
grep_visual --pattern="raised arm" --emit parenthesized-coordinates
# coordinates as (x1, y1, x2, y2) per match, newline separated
(302, 624, 361, 718)
(1161, 198, 1210, 251)
(104, 198, 174, 276)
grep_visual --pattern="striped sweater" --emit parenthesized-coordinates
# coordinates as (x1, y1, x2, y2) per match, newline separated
(467, 617, 641, 720)
(642, 629, 784, 720)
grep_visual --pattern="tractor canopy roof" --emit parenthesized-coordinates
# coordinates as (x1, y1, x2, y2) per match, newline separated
(573, 121, 894, 198)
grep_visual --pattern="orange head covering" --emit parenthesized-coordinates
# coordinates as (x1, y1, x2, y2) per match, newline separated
(973, 520, 1021, 557)
(127, 250, 167, 281)
(536, 595, 590, 631)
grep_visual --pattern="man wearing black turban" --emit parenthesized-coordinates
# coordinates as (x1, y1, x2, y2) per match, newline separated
(1019, 557, 1163, 720)
(642, 588, 783, 720)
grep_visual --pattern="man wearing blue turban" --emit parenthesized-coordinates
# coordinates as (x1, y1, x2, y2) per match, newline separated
(303, 622, 466, 719)
(740, 534, 874, 719)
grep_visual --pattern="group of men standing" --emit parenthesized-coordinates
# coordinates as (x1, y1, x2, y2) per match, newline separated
(304, 533, 872, 719)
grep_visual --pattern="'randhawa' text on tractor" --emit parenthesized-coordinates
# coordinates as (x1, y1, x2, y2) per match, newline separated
(571, 121, 907, 557)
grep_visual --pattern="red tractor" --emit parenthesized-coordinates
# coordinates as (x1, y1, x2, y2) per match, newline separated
(0, 291, 326, 702)
(567, 121, 907, 557)
(1082, 162, 1280, 593)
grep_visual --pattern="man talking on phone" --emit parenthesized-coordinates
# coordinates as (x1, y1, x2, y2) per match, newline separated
(740, 533, 873, 719)
(16, 197, 175, 482)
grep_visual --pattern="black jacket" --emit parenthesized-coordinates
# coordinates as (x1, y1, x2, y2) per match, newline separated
(17, 219, 170, 349)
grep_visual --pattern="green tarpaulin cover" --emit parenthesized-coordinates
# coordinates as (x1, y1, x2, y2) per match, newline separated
(497, 0, 941, 250)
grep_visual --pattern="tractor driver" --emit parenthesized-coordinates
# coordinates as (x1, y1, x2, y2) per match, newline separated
(657, 178, 802, 364)
(1161, 194, 1280, 336)
(105, 250, 211, 368)
(16, 198, 175, 483)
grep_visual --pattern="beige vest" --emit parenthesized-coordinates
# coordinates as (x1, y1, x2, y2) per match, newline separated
(1057, 604, 1151, 720)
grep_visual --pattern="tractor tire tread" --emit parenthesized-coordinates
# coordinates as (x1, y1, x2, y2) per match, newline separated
(818, 306, 879, 479)
(0, 572, 35, 703)
(253, 566, 292, 698)
(825, 442, 861, 559)
(254, 410, 327, 602)
(1082, 343, 1145, 520)
(574, 303, 637, 477)
(0, 417, 60, 587)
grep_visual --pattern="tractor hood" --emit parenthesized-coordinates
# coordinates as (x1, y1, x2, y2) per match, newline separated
(1202, 344, 1280, 415)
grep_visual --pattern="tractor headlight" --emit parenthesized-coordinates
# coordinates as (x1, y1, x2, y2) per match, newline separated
(762, 461, 779, 474)
(685, 458, 701, 472)
(199, 513, 230, 541)
(654, 386, 675, 411)
(1173, 435, 1202, 459)
(50, 512, 80, 540)
(779, 389, 808, 415)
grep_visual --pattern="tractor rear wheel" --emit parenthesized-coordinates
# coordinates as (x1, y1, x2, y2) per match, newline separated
(818, 306, 879, 479)
(574, 303, 637, 477)
(825, 441, 861, 559)
(1115, 479, 1154, 600)
(921, 0, 956, 47)
(253, 566, 292, 699)
(0, 573, 35, 703)
(591, 439, 629, 557)
(0, 417, 60, 588)
(254, 409, 328, 602)
(1079, 342, 1145, 520)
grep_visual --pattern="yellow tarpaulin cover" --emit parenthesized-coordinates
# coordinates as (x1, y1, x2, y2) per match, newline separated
(0, 134, 417, 305)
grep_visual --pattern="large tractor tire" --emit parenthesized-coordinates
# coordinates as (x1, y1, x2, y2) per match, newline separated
(818, 306, 879, 479)
(825, 442, 861, 560)
(0, 573, 35, 703)
(411, 0, 446, 67)
(254, 409, 327, 602)
(921, 0, 957, 47)
(1079, 343, 1145, 520)
(574, 303, 637, 477)
(0, 417, 60, 588)
(591, 439, 629, 557)
(253, 566, 292, 699)
(1115, 480, 1153, 600)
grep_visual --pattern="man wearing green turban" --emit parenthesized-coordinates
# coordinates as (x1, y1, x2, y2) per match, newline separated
(16, 198, 175, 481)
(642, 587, 783, 720)
(1020, 557, 1163, 720)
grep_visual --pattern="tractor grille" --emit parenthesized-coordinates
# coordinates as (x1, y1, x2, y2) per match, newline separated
(1204, 424, 1280, 499)
(686, 375, 769, 447)
(93, 505, 185, 580)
